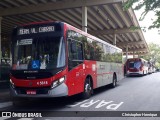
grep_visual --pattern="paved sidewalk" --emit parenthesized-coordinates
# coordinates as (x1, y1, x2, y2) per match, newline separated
(0, 80, 9, 89)
(0, 81, 10, 102)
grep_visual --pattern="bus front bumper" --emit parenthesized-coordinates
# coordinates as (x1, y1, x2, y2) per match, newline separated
(10, 83, 68, 98)
(127, 71, 143, 75)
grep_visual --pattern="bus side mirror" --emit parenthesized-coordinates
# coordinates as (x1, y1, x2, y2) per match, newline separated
(71, 41, 77, 53)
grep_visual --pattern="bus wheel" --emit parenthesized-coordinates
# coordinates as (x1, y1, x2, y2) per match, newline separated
(82, 78, 93, 99)
(111, 74, 117, 88)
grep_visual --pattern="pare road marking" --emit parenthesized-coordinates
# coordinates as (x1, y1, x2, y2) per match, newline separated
(67, 99, 89, 108)
(67, 99, 124, 110)
(95, 100, 113, 108)
(80, 100, 100, 107)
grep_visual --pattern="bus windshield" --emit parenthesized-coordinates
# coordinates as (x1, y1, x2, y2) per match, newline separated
(12, 36, 65, 70)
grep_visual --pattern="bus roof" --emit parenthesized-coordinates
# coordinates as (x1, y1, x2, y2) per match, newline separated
(127, 58, 148, 62)
(17, 20, 55, 27)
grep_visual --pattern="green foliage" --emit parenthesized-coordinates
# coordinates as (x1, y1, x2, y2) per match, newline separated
(123, 0, 160, 29)
(155, 62, 160, 68)
(129, 26, 147, 32)
(143, 43, 160, 68)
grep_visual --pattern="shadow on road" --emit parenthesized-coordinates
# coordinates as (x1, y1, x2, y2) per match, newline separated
(126, 75, 143, 77)
(11, 84, 119, 111)
(0, 81, 10, 102)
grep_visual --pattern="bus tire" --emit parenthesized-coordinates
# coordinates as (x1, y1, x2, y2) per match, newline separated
(82, 78, 93, 99)
(111, 74, 117, 88)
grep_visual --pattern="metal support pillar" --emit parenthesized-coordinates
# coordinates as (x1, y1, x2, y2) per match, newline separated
(126, 45, 128, 61)
(0, 17, 2, 64)
(82, 6, 87, 32)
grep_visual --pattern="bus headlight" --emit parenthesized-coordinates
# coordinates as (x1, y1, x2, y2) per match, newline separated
(10, 79, 15, 88)
(51, 76, 65, 89)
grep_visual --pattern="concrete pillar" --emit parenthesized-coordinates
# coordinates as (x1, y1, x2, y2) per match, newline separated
(0, 17, 2, 64)
(133, 50, 135, 58)
(113, 33, 116, 46)
(126, 45, 128, 61)
(82, 6, 87, 32)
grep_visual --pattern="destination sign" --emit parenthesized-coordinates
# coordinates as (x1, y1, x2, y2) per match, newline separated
(17, 39, 33, 45)
(18, 26, 55, 35)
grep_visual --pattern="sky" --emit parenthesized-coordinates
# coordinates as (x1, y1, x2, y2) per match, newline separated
(134, 8, 160, 45)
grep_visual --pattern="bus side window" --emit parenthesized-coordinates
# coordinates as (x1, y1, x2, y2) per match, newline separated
(77, 43, 83, 60)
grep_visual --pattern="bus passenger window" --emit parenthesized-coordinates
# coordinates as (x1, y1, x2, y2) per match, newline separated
(77, 43, 83, 60)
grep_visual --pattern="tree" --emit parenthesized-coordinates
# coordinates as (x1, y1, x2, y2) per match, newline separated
(142, 43, 160, 68)
(123, 0, 160, 29)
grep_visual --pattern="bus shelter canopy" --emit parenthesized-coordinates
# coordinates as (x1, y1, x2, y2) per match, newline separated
(0, 0, 149, 55)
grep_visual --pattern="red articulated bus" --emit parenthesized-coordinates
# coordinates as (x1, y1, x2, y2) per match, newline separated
(10, 21, 124, 100)
(125, 58, 148, 76)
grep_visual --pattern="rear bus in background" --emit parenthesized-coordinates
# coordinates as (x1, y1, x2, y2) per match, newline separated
(10, 21, 124, 102)
(125, 58, 148, 76)
(148, 61, 154, 74)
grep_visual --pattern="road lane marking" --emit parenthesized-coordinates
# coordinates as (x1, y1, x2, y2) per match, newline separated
(18, 118, 34, 120)
(0, 102, 12, 108)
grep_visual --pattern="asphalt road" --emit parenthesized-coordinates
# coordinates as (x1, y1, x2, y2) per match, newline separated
(1, 72, 160, 120)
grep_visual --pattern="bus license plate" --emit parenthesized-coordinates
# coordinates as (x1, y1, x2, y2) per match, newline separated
(26, 90, 36, 95)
